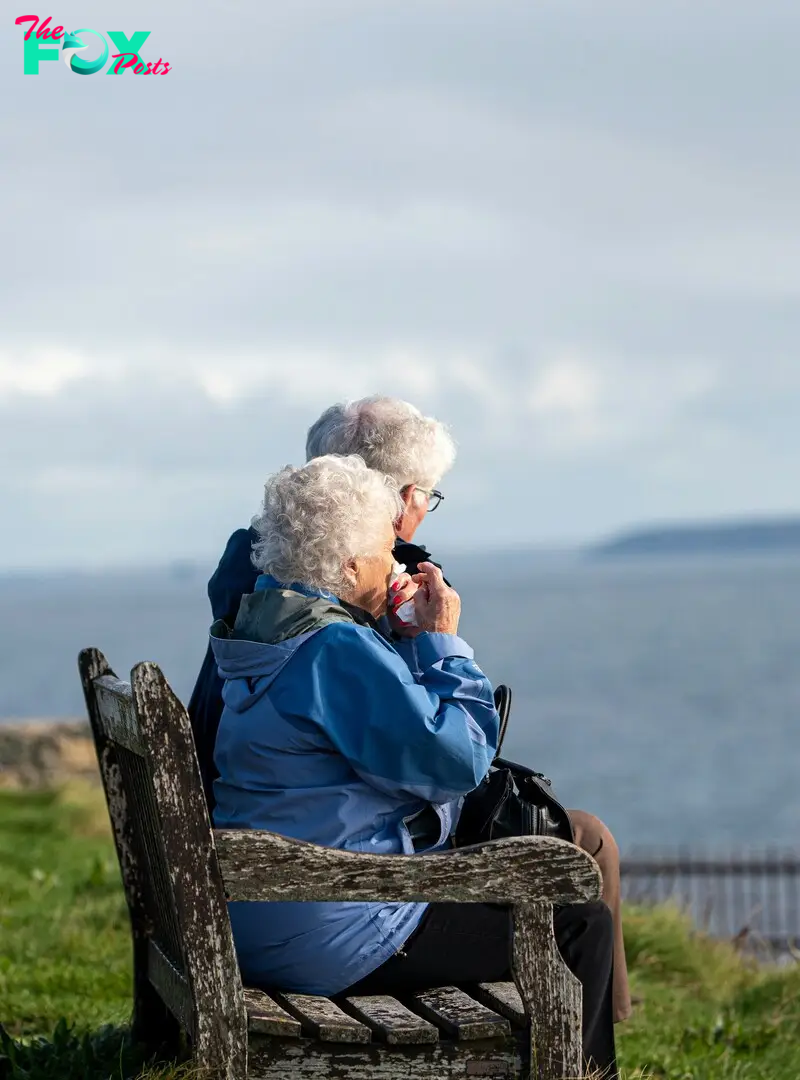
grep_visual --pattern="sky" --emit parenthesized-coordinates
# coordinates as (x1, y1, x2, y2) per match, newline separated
(2, 0, 799, 569)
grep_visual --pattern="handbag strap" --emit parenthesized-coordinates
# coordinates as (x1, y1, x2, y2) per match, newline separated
(493, 756, 553, 786)
(493, 685, 512, 759)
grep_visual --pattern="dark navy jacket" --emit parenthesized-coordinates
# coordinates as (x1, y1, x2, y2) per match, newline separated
(187, 527, 446, 812)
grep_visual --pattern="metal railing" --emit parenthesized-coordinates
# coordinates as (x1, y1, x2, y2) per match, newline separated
(620, 850, 800, 953)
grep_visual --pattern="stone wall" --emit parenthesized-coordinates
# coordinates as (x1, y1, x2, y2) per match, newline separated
(0, 720, 99, 789)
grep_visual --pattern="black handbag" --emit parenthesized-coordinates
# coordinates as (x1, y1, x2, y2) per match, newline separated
(454, 686, 574, 847)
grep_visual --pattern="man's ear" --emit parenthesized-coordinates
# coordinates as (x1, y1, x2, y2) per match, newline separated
(400, 484, 417, 509)
(395, 485, 415, 531)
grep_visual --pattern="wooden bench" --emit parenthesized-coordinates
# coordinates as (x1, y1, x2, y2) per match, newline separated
(78, 647, 602, 1080)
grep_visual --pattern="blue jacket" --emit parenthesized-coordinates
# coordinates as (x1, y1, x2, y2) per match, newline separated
(210, 575, 499, 994)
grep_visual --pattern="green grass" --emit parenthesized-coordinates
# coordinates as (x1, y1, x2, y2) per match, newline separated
(0, 785, 145, 1079)
(0, 786, 132, 1038)
(1, 786, 799, 1079)
(613, 905, 800, 1078)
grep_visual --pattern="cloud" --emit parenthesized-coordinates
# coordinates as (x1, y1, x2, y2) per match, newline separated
(0, 348, 92, 396)
(1, 0, 799, 566)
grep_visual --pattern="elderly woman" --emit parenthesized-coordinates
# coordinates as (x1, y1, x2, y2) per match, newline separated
(210, 455, 617, 1077)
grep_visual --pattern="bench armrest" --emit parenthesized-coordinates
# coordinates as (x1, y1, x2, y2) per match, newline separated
(214, 830, 601, 904)
(214, 829, 596, 1077)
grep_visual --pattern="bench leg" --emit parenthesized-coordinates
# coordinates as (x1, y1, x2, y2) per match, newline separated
(512, 902, 583, 1080)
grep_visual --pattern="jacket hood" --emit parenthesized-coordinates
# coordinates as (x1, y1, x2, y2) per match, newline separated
(209, 581, 354, 709)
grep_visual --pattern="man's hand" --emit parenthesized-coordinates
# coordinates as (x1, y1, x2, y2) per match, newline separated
(409, 562, 461, 636)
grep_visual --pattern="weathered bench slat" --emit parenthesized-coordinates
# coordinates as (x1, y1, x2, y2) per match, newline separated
(472, 983, 527, 1028)
(215, 829, 601, 906)
(273, 993, 372, 1043)
(409, 987, 510, 1040)
(244, 988, 302, 1037)
(131, 662, 249, 1078)
(247, 1039, 523, 1079)
(342, 995, 439, 1044)
(93, 677, 143, 755)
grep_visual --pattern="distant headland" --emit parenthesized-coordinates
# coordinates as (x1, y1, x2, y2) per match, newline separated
(588, 516, 800, 558)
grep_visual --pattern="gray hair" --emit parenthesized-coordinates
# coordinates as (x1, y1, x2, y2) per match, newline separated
(251, 455, 403, 595)
(305, 396, 456, 492)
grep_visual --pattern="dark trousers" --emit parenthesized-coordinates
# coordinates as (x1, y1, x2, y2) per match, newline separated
(345, 900, 617, 1078)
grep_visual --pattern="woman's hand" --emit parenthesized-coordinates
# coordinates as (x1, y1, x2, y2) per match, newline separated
(386, 572, 419, 634)
(408, 562, 461, 636)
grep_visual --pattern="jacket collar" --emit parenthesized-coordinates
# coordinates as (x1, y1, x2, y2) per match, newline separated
(255, 573, 339, 605)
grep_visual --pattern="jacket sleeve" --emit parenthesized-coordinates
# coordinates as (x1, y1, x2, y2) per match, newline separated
(188, 527, 258, 812)
(208, 527, 260, 622)
(291, 623, 499, 803)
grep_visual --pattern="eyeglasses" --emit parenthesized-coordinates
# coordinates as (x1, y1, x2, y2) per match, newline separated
(415, 487, 444, 513)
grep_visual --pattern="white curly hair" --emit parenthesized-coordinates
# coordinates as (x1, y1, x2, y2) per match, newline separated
(305, 396, 456, 494)
(251, 455, 403, 595)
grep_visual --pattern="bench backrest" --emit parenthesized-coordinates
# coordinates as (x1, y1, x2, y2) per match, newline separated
(78, 647, 246, 1067)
